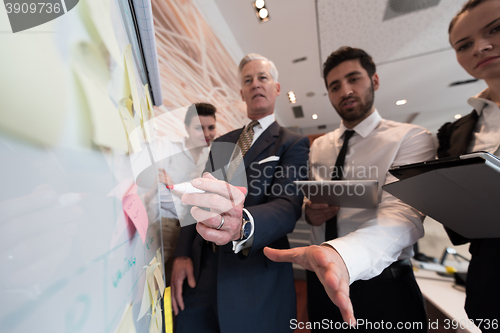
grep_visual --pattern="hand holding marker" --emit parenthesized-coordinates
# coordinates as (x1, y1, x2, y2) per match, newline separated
(167, 182, 247, 195)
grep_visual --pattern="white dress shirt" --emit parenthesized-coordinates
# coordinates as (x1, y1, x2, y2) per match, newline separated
(233, 113, 275, 253)
(157, 137, 209, 221)
(467, 88, 500, 155)
(309, 110, 435, 284)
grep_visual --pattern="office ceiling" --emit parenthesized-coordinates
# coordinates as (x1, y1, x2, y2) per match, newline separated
(212, 0, 487, 135)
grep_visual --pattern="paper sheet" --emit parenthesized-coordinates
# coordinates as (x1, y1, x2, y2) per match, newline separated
(124, 44, 143, 120)
(137, 274, 152, 321)
(72, 41, 128, 151)
(149, 302, 162, 333)
(118, 99, 142, 153)
(146, 263, 161, 311)
(114, 303, 137, 333)
(0, 23, 66, 146)
(144, 85, 158, 130)
(81, 0, 122, 64)
(122, 184, 148, 244)
(156, 248, 163, 279)
(153, 266, 165, 298)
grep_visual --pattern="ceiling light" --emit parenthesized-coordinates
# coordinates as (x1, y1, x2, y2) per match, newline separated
(454, 114, 462, 119)
(396, 99, 407, 106)
(288, 91, 297, 104)
(259, 8, 269, 19)
(255, 0, 265, 9)
(253, 1, 270, 22)
(312, 114, 318, 120)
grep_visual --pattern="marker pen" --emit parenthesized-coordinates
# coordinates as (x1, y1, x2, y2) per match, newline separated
(167, 183, 248, 195)
(166, 182, 205, 194)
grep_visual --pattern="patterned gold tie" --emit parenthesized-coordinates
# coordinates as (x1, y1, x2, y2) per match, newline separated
(238, 120, 259, 156)
(226, 121, 259, 180)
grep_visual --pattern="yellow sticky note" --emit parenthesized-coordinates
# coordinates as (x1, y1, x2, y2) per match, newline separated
(0, 22, 66, 146)
(156, 248, 163, 277)
(149, 302, 162, 333)
(141, 98, 152, 142)
(124, 44, 142, 120)
(147, 263, 161, 311)
(118, 100, 142, 153)
(153, 266, 165, 298)
(164, 287, 173, 333)
(114, 303, 137, 333)
(144, 85, 158, 130)
(80, 0, 122, 64)
(72, 41, 128, 151)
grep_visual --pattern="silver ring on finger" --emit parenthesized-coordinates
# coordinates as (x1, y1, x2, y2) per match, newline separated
(215, 215, 225, 230)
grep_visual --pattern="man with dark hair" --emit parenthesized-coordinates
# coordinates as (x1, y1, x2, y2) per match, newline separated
(265, 47, 435, 331)
(171, 54, 309, 333)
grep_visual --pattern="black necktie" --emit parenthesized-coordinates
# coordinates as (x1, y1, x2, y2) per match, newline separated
(325, 130, 355, 241)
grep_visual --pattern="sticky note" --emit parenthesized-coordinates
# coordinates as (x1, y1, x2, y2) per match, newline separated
(137, 275, 152, 321)
(164, 287, 173, 333)
(147, 263, 161, 311)
(124, 45, 142, 120)
(153, 266, 165, 298)
(149, 302, 162, 333)
(118, 100, 142, 153)
(72, 41, 128, 151)
(0, 21, 66, 146)
(156, 248, 163, 278)
(144, 84, 158, 130)
(122, 184, 148, 244)
(81, 0, 122, 64)
(114, 303, 137, 333)
(141, 98, 152, 143)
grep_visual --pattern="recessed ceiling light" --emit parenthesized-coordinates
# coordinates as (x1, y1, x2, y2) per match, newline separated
(396, 99, 407, 106)
(259, 8, 269, 19)
(255, 0, 265, 9)
(454, 114, 462, 119)
(288, 91, 297, 104)
(312, 114, 318, 120)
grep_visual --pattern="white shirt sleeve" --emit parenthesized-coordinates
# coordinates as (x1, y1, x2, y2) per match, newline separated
(324, 126, 435, 284)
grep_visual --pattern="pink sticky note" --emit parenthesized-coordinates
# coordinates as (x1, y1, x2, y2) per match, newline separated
(122, 185, 148, 244)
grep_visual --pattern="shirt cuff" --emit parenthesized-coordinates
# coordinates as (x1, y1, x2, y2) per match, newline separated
(322, 236, 370, 285)
(232, 208, 255, 254)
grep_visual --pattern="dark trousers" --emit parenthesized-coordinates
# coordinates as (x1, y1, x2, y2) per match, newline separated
(306, 261, 427, 332)
(465, 239, 500, 332)
(175, 243, 220, 333)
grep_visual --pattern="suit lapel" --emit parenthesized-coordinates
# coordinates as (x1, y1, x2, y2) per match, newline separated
(243, 121, 280, 168)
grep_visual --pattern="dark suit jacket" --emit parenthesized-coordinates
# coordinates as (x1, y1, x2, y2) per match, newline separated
(437, 110, 500, 322)
(174, 121, 309, 332)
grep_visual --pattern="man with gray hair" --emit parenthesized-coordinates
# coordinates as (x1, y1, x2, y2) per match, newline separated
(171, 53, 309, 332)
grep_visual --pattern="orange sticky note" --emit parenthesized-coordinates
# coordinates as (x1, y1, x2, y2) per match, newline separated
(122, 184, 148, 243)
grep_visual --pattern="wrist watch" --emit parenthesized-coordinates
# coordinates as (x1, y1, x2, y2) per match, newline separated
(240, 210, 252, 240)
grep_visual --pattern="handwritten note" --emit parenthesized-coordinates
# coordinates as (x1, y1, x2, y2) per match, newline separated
(122, 184, 148, 244)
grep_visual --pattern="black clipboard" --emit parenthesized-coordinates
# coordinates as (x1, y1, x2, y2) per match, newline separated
(383, 152, 500, 239)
